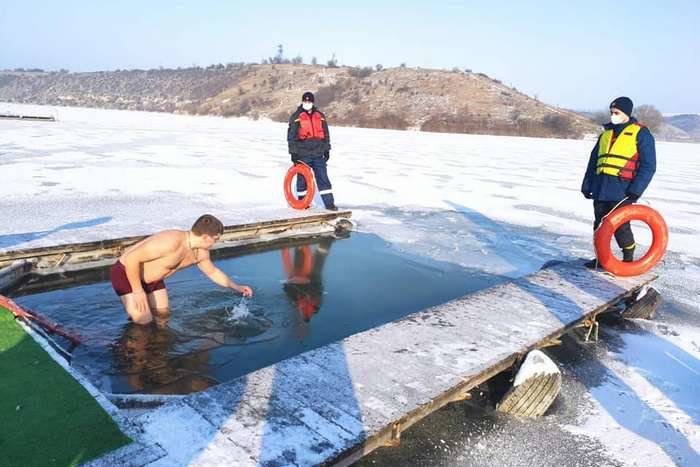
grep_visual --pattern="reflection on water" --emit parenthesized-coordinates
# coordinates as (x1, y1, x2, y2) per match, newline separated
(15, 233, 504, 394)
(111, 313, 217, 395)
(282, 238, 332, 342)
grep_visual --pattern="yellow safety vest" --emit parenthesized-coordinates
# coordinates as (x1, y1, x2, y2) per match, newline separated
(596, 123, 642, 180)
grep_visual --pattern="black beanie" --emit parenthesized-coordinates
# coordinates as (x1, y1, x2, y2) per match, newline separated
(610, 96, 633, 117)
(302, 91, 315, 102)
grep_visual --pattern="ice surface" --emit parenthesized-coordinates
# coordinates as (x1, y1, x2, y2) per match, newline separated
(2, 102, 698, 465)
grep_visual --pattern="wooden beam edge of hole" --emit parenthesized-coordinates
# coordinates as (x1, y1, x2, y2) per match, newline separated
(330, 273, 657, 466)
(331, 355, 517, 467)
(0, 211, 352, 269)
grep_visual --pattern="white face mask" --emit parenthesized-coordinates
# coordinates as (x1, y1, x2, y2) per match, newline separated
(302, 102, 313, 111)
(610, 112, 627, 125)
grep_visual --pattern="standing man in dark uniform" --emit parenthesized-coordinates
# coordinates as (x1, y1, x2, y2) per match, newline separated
(581, 96, 656, 267)
(287, 91, 338, 211)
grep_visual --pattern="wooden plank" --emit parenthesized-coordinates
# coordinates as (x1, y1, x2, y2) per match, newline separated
(327, 270, 655, 464)
(0, 260, 33, 292)
(5, 234, 344, 297)
(181, 367, 358, 466)
(0, 114, 56, 121)
(135, 261, 655, 466)
(0, 210, 352, 269)
(136, 399, 255, 466)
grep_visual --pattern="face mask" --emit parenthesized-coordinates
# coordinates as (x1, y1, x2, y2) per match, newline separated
(610, 113, 626, 125)
(302, 102, 313, 111)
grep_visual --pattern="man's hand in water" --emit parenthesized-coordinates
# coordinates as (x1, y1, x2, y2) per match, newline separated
(235, 285, 253, 297)
(133, 290, 150, 315)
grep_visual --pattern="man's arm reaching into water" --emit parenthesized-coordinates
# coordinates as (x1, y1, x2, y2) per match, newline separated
(197, 251, 253, 297)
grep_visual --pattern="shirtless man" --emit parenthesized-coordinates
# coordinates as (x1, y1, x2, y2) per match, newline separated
(110, 214, 253, 324)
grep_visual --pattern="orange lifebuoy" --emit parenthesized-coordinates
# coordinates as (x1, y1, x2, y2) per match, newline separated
(594, 204, 668, 276)
(284, 163, 315, 210)
(281, 245, 313, 283)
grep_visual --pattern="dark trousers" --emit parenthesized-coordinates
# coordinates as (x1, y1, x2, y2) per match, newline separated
(593, 199, 635, 250)
(297, 157, 335, 208)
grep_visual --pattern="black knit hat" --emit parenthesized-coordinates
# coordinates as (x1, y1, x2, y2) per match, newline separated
(302, 91, 315, 102)
(610, 96, 633, 117)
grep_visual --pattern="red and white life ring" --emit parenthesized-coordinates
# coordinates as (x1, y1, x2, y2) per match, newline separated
(594, 204, 668, 276)
(284, 163, 315, 210)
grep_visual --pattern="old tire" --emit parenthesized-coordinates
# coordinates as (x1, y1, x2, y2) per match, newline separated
(497, 350, 562, 418)
(622, 287, 661, 320)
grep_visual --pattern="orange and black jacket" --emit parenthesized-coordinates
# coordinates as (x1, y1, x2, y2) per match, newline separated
(287, 106, 331, 158)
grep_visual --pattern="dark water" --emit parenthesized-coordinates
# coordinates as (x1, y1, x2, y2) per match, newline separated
(14, 233, 503, 395)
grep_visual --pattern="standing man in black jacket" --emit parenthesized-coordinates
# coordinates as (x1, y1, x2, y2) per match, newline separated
(581, 96, 656, 267)
(287, 91, 337, 211)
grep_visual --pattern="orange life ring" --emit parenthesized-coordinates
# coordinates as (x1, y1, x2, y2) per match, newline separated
(281, 245, 313, 282)
(284, 163, 315, 210)
(594, 204, 668, 276)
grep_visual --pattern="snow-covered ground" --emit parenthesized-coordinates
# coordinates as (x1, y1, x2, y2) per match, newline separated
(1, 103, 698, 466)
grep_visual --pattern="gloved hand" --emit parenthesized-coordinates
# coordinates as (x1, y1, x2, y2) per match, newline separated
(582, 191, 593, 199)
(626, 193, 639, 201)
(291, 154, 299, 163)
(323, 151, 330, 162)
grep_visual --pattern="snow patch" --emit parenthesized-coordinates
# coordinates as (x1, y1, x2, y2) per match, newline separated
(513, 349, 560, 387)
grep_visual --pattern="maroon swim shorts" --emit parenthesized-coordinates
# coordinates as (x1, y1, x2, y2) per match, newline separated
(110, 260, 166, 296)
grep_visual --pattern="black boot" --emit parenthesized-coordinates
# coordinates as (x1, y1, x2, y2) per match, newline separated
(623, 246, 635, 262)
(584, 258, 600, 269)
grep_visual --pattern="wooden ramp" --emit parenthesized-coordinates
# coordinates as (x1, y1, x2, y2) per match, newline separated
(128, 261, 656, 466)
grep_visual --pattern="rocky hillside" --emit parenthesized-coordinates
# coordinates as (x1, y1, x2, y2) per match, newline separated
(665, 114, 700, 140)
(0, 64, 598, 138)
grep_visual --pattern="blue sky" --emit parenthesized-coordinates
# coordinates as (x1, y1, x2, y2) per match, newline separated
(1, 1, 698, 113)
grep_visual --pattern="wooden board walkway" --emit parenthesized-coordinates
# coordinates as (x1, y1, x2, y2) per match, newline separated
(122, 261, 656, 466)
(0, 211, 351, 294)
(0, 113, 56, 121)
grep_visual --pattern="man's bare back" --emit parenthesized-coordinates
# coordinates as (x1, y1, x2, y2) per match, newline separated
(110, 215, 253, 325)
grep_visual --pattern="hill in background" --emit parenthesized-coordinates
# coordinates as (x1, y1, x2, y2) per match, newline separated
(1, 64, 602, 139)
(665, 114, 700, 140)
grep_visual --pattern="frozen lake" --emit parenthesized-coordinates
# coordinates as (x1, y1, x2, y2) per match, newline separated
(1, 103, 698, 466)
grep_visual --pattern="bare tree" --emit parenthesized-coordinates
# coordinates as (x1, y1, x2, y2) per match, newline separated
(274, 44, 284, 64)
(291, 55, 303, 65)
(270, 44, 290, 64)
(542, 114, 573, 136)
(591, 109, 610, 125)
(311, 56, 318, 66)
(349, 66, 373, 78)
(327, 53, 338, 67)
(634, 104, 664, 132)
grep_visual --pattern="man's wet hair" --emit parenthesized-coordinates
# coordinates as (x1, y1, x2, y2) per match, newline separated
(191, 214, 224, 236)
